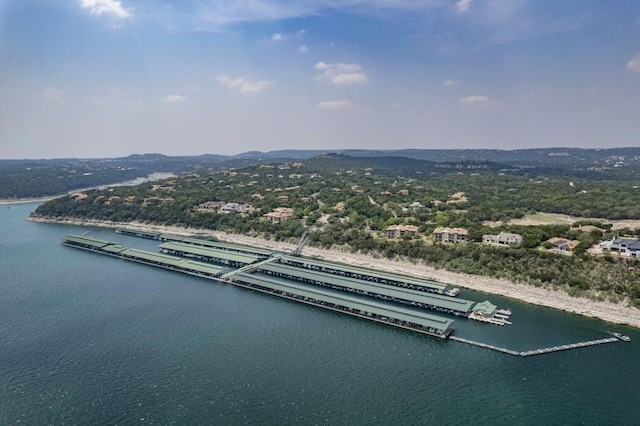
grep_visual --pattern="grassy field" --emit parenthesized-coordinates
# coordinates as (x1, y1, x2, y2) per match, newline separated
(485, 212, 640, 230)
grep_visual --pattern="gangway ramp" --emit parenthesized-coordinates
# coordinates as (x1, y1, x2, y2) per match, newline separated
(221, 256, 281, 279)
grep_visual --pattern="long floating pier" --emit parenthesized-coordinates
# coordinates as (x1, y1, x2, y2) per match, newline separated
(450, 335, 621, 357)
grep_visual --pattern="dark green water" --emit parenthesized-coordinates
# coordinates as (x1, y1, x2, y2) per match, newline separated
(1, 203, 639, 425)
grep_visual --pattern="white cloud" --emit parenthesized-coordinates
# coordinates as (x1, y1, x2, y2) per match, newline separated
(317, 100, 357, 109)
(217, 75, 273, 93)
(443, 79, 462, 87)
(455, 0, 473, 13)
(627, 52, 640, 74)
(298, 45, 309, 54)
(42, 88, 67, 102)
(460, 95, 490, 105)
(164, 94, 186, 103)
(79, 0, 131, 18)
(271, 29, 305, 42)
(314, 62, 368, 85)
(159, 2, 443, 30)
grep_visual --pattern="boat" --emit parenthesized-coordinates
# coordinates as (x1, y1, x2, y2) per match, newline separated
(495, 308, 512, 316)
(613, 332, 631, 342)
(445, 287, 460, 297)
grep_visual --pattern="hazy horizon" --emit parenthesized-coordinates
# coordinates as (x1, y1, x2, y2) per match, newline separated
(2, 1, 640, 159)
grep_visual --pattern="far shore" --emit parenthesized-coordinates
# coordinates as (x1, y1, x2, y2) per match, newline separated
(1, 172, 177, 206)
(0, 196, 57, 205)
(27, 215, 640, 329)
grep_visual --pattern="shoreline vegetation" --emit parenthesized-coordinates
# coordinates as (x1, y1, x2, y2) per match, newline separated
(27, 215, 640, 329)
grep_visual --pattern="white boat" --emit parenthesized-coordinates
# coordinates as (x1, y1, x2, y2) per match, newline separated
(613, 332, 631, 342)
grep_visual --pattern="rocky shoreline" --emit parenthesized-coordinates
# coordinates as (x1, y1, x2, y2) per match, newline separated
(27, 215, 640, 329)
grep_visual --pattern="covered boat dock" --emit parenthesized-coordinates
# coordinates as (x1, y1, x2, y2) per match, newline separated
(230, 272, 455, 338)
(257, 263, 475, 316)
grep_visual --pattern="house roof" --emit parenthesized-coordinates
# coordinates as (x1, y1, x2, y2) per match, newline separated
(433, 227, 468, 235)
(387, 224, 419, 232)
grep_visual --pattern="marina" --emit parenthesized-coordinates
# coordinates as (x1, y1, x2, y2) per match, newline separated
(60, 232, 631, 357)
(115, 228, 461, 295)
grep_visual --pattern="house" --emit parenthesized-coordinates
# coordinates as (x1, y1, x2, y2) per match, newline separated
(219, 203, 253, 214)
(386, 224, 419, 238)
(195, 201, 226, 211)
(263, 207, 295, 223)
(482, 232, 523, 247)
(601, 238, 640, 257)
(433, 227, 468, 243)
(548, 237, 580, 253)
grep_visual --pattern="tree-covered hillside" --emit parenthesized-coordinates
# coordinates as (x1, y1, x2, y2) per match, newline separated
(32, 153, 640, 307)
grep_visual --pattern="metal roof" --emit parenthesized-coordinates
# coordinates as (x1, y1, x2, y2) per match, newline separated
(259, 263, 474, 313)
(102, 244, 127, 254)
(159, 241, 262, 265)
(64, 234, 112, 249)
(121, 247, 224, 275)
(179, 238, 275, 256)
(472, 300, 497, 316)
(280, 255, 448, 292)
(179, 260, 224, 275)
(123, 248, 186, 267)
(233, 272, 454, 332)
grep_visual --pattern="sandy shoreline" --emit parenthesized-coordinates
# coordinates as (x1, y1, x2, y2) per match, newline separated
(27, 215, 640, 329)
(0, 197, 56, 205)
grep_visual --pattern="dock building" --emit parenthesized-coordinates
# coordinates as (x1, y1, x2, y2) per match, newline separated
(63, 234, 225, 279)
(228, 272, 454, 338)
(161, 240, 460, 296)
(62, 234, 455, 338)
(255, 263, 475, 316)
(278, 255, 458, 296)
(159, 241, 265, 268)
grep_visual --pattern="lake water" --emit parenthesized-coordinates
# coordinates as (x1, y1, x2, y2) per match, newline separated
(1, 203, 639, 425)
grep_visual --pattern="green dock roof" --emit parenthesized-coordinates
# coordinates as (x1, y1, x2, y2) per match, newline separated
(259, 263, 475, 313)
(179, 260, 224, 276)
(472, 300, 497, 316)
(179, 238, 275, 256)
(119, 247, 224, 276)
(233, 272, 454, 333)
(102, 244, 127, 254)
(281, 255, 449, 292)
(122, 248, 186, 267)
(159, 241, 262, 265)
(64, 234, 113, 249)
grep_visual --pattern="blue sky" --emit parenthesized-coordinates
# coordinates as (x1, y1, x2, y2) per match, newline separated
(1, 0, 639, 158)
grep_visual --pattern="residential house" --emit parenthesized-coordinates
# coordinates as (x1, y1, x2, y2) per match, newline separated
(482, 232, 523, 247)
(219, 203, 253, 214)
(386, 224, 419, 238)
(195, 201, 226, 211)
(433, 227, 468, 243)
(548, 237, 580, 254)
(263, 207, 296, 223)
(601, 238, 640, 257)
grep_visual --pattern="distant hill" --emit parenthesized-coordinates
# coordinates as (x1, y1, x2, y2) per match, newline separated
(2, 147, 639, 199)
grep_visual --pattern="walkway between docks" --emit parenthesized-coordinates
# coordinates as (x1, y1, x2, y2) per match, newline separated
(449, 335, 620, 357)
(220, 256, 280, 279)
